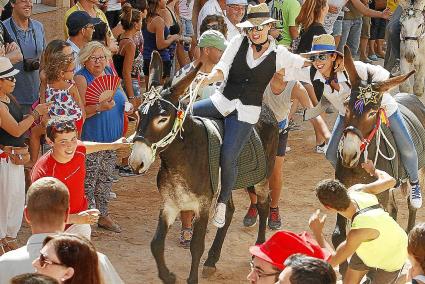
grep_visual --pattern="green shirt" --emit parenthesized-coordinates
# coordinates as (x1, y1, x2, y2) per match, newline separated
(271, 0, 301, 46)
(350, 190, 408, 272)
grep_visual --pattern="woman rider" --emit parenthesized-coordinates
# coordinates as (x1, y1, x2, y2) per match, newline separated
(194, 3, 309, 228)
(294, 34, 422, 209)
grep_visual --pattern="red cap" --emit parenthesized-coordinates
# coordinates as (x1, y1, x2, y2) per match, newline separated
(249, 230, 331, 270)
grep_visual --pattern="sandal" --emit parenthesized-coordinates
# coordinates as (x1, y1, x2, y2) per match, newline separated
(0, 239, 8, 256)
(98, 216, 122, 233)
(4, 237, 19, 251)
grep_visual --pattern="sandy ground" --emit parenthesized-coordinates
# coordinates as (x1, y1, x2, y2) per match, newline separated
(17, 108, 425, 283)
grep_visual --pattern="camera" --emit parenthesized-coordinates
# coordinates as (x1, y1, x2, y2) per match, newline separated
(23, 58, 40, 72)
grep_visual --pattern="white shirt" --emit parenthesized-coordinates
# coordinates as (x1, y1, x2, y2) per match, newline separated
(210, 34, 306, 124)
(291, 61, 398, 116)
(66, 38, 82, 73)
(0, 233, 124, 284)
(196, 0, 237, 40)
(107, 0, 121, 11)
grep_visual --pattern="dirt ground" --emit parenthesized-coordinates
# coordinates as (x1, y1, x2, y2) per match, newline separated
(17, 109, 425, 284)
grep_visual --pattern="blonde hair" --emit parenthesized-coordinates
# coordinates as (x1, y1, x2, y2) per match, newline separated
(45, 52, 74, 82)
(296, 0, 328, 31)
(78, 41, 112, 66)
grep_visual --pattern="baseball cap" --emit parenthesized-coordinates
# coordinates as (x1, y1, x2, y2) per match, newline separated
(226, 0, 248, 5)
(249, 230, 331, 270)
(198, 30, 228, 51)
(66, 11, 102, 35)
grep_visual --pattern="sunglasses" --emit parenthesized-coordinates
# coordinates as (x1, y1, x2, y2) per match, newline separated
(2, 76, 16, 82)
(206, 24, 220, 30)
(309, 53, 333, 62)
(39, 252, 63, 268)
(249, 260, 281, 279)
(246, 25, 266, 33)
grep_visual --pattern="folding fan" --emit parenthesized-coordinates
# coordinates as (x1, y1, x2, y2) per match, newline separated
(85, 75, 121, 105)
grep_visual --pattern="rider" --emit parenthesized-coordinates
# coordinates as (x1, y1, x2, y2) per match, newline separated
(194, 3, 309, 228)
(290, 34, 422, 209)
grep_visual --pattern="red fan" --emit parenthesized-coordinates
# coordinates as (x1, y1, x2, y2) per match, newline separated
(85, 75, 121, 105)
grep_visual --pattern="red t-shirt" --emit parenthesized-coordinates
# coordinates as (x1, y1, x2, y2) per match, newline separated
(31, 141, 88, 214)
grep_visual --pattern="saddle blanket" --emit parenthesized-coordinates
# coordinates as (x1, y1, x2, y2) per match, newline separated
(194, 116, 267, 195)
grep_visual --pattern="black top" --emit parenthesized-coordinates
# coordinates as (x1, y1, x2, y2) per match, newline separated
(112, 36, 140, 79)
(295, 23, 326, 54)
(0, 21, 14, 48)
(166, 7, 180, 35)
(222, 37, 276, 107)
(0, 98, 25, 147)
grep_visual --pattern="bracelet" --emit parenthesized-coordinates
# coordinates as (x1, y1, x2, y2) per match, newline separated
(95, 103, 100, 115)
(128, 96, 135, 100)
(30, 109, 40, 121)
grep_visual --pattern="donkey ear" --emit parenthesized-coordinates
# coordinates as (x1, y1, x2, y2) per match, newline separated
(343, 45, 360, 86)
(374, 70, 416, 93)
(148, 51, 163, 89)
(169, 62, 203, 102)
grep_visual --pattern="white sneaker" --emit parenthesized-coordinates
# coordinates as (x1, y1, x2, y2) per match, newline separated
(212, 202, 226, 228)
(410, 183, 422, 209)
(315, 144, 327, 154)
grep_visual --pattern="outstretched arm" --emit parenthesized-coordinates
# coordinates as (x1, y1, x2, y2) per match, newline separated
(351, 160, 396, 195)
(83, 138, 131, 154)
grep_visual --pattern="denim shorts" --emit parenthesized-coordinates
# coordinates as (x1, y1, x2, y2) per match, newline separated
(332, 17, 343, 36)
(181, 17, 194, 37)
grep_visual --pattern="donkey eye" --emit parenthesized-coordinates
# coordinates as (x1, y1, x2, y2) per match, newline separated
(158, 117, 168, 124)
(368, 111, 377, 117)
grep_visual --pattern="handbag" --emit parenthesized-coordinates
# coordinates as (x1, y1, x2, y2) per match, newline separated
(0, 145, 30, 165)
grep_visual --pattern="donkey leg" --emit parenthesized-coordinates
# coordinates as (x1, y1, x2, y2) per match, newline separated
(387, 188, 398, 221)
(413, 62, 425, 97)
(202, 196, 235, 277)
(151, 209, 176, 284)
(187, 211, 209, 284)
(407, 198, 417, 233)
(399, 58, 412, 93)
(332, 214, 348, 277)
(255, 183, 270, 245)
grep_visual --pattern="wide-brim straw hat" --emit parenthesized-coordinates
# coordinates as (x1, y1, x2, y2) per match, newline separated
(300, 34, 343, 57)
(236, 3, 278, 28)
(0, 57, 19, 78)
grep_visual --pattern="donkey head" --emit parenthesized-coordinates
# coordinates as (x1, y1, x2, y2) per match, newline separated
(340, 46, 415, 168)
(399, 4, 425, 63)
(129, 51, 201, 174)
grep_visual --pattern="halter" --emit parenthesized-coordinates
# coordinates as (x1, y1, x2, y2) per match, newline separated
(340, 108, 396, 166)
(400, 6, 425, 44)
(132, 77, 205, 163)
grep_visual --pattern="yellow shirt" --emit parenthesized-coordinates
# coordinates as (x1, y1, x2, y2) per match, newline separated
(386, 0, 398, 12)
(350, 190, 407, 272)
(63, 3, 111, 39)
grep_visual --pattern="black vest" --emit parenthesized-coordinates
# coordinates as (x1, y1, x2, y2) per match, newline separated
(0, 98, 25, 147)
(222, 37, 276, 107)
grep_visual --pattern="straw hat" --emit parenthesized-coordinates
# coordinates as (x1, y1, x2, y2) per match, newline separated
(236, 3, 278, 28)
(300, 34, 343, 57)
(0, 57, 19, 78)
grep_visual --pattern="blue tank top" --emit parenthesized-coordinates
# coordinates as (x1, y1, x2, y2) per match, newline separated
(142, 17, 171, 62)
(77, 66, 125, 143)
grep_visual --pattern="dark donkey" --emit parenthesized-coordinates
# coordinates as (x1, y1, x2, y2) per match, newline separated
(129, 51, 278, 283)
(333, 46, 425, 275)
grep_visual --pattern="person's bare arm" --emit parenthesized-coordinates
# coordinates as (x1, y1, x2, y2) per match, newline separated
(152, 17, 179, 50)
(355, 159, 397, 195)
(289, 26, 299, 40)
(5, 43, 23, 64)
(83, 137, 130, 154)
(350, 0, 391, 19)
(122, 41, 136, 99)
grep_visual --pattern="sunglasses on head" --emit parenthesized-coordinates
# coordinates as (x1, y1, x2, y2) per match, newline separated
(39, 252, 63, 268)
(2, 76, 16, 82)
(309, 52, 334, 62)
(51, 120, 77, 132)
(246, 25, 266, 33)
(206, 23, 220, 30)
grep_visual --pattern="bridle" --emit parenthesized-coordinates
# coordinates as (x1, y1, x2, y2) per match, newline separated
(132, 77, 205, 163)
(339, 108, 395, 166)
(400, 6, 425, 44)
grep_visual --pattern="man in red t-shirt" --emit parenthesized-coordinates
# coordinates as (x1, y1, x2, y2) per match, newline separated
(31, 117, 130, 238)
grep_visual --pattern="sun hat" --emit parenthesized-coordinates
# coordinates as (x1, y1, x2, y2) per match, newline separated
(236, 3, 278, 28)
(300, 34, 343, 57)
(226, 0, 248, 5)
(66, 11, 102, 36)
(249, 230, 331, 270)
(0, 57, 19, 78)
(198, 30, 228, 51)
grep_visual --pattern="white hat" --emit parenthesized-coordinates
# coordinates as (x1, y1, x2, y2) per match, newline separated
(236, 3, 278, 28)
(0, 57, 19, 78)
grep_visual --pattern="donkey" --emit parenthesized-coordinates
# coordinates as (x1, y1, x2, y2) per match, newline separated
(332, 46, 425, 276)
(399, 0, 425, 96)
(129, 52, 278, 284)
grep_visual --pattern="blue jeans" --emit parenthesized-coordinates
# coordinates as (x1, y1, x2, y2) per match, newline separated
(384, 6, 402, 71)
(326, 115, 345, 168)
(193, 98, 254, 203)
(338, 18, 363, 55)
(388, 109, 419, 182)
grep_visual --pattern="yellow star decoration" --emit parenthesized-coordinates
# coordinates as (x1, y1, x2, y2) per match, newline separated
(357, 85, 380, 106)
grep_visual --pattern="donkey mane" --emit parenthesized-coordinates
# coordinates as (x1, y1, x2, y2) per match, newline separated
(349, 71, 380, 114)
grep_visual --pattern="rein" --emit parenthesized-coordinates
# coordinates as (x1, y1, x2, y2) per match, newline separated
(133, 77, 206, 162)
(400, 6, 425, 44)
(342, 108, 396, 166)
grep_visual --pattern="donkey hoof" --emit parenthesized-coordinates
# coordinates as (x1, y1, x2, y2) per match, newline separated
(161, 272, 177, 284)
(202, 265, 217, 278)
